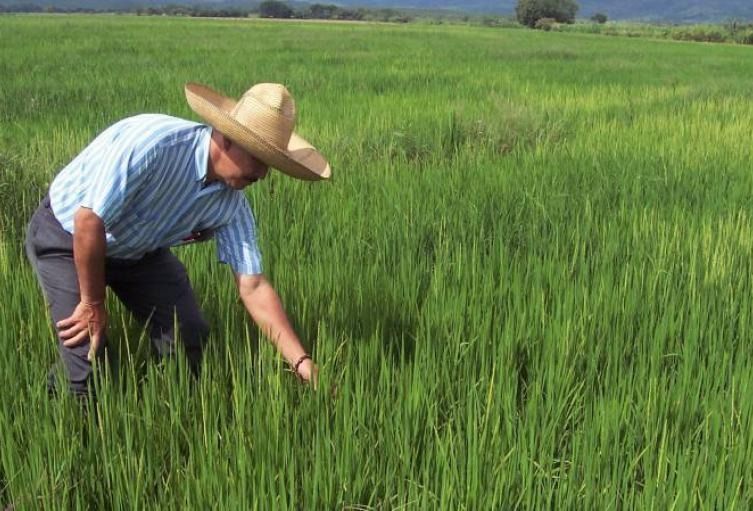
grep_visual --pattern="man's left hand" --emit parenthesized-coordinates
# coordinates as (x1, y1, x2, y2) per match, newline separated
(56, 301, 108, 362)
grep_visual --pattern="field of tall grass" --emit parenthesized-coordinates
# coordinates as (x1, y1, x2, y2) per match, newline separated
(558, 19, 753, 45)
(1, 14, 753, 508)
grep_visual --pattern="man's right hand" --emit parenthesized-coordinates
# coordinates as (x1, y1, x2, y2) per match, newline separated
(296, 359, 319, 389)
(57, 301, 107, 362)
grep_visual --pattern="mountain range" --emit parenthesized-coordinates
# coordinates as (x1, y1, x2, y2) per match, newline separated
(2, 0, 752, 22)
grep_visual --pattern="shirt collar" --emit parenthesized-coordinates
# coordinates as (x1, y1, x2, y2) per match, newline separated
(195, 125, 212, 184)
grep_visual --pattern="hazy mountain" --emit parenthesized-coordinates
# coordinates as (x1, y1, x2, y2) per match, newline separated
(1, 0, 752, 22)
(575, 0, 753, 22)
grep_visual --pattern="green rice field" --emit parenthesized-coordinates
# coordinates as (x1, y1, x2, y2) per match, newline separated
(1, 14, 753, 509)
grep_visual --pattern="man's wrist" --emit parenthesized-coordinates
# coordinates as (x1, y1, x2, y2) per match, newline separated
(295, 356, 314, 380)
(81, 296, 105, 306)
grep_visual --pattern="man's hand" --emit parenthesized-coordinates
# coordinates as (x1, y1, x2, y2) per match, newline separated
(296, 358, 318, 388)
(57, 301, 107, 361)
(69, 207, 107, 361)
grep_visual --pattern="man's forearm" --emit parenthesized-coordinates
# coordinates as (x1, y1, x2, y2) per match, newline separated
(237, 276, 308, 366)
(73, 207, 107, 303)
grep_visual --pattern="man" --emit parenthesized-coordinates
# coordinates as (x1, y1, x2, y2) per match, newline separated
(25, 81, 330, 396)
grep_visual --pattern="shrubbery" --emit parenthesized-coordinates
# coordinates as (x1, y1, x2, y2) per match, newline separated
(258, 0, 293, 19)
(557, 20, 753, 47)
(516, 0, 578, 28)
(0, 1, 412, 22)
(736, 30, 753, 44)
(534, 17, 559, 31)
(672, 28, 725, 43)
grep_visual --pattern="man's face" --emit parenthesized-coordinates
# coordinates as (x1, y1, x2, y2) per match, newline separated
(216, 139, 270, 190)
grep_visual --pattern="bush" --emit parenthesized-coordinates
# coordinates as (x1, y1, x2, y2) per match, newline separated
(336, 8, 363, 21)
(735, 30, 753, 45)
(258, 0, 293, 18)
(303, 4, 338, 19)
(534, 17, 559, 31)
(590, 12, 607, 24)
(480, 15, 502, 27)
(672, 28, 726, 43)
(516, 0, 578, 28)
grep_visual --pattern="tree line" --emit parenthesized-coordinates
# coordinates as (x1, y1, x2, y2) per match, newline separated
(257, 2, 415, 22)
(1, 0, 598, 27)
(1, 0, 590, 26)
(0, 2, 415, 22)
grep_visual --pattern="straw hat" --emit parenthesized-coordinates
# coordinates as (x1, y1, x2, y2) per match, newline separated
(185, 82, 331, 181)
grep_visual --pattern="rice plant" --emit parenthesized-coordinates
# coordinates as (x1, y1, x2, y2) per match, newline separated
(1, 14, 753, 509)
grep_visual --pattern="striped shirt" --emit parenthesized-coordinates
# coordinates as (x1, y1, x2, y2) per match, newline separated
(49, 114, 262, 275)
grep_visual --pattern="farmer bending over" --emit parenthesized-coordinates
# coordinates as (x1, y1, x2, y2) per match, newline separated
(25, 82, 329, 396)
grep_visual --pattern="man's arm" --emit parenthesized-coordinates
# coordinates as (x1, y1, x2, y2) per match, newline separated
(235, 273, 316, 383)
(56, 207, 107, 361)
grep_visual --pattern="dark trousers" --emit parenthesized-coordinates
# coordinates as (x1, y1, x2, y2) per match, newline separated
(25, 195, 209, 396)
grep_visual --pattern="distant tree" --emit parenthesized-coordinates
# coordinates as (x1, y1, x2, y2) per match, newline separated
(305, 4, 339, 19)
(337, 8, 363, 20)
(515, 0, 578, 28)
(591, 12, 608, 23)
(377, 8, 396, 21)
(258, 0, 293, 19)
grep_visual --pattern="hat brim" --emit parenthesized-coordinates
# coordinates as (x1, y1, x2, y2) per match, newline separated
(185, 82, 331, 181)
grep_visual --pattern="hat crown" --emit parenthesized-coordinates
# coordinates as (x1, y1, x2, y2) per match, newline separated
(184, 81, 330, 180)
(231, 83, 295, 149)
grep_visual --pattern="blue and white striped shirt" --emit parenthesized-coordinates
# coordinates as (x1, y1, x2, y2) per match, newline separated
(49, 114, 263, 275)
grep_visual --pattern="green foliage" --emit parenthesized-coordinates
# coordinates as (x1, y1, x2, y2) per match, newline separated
(297, 3, 366, 20)
(3, 14, 753, 509)
(534, 16, 559, 30)
(516, 0, 579, 28)
(672, 27, 726, 42)
(303, 3, 338, 19)
(558, 20, 753, 46)
(591, 12, 608, 23)
(258, 0, 293, 19)
(476, 15, 520, 27)
(736, 30, 753, 44)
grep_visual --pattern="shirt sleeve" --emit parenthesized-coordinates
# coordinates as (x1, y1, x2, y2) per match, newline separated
(80, 131, 156, 229)
(215, 196, 263, 275)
